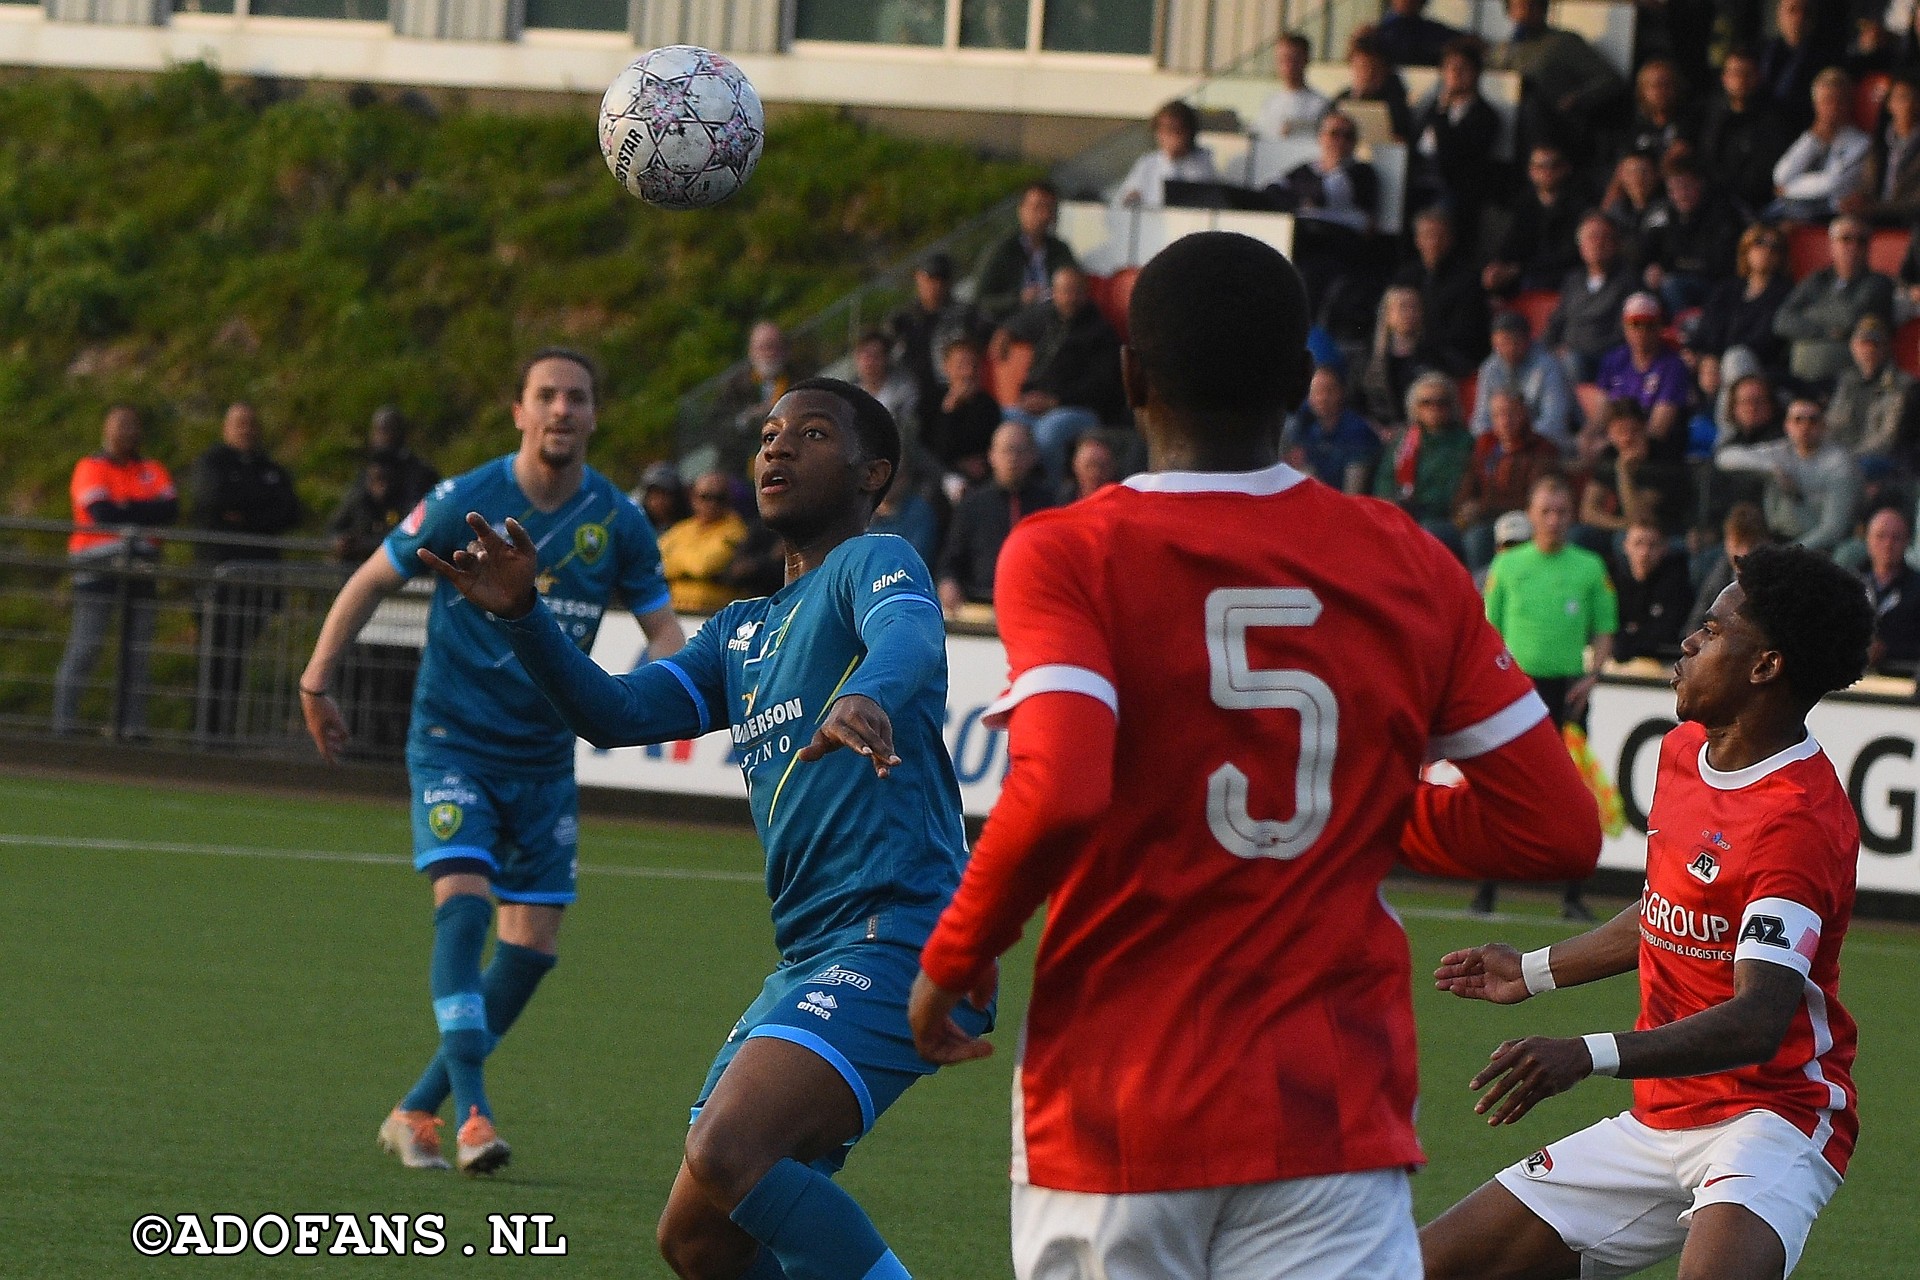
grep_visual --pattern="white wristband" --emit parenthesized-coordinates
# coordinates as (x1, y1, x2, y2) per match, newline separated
(1521, 947, 1557, 995)
(1583, 1032, 1620, 1077)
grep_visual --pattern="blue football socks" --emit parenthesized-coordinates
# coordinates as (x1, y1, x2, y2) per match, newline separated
(420, 893, 492, 1122)
(731, 1158, 910, 1280)
(400, 940, 557, 1115)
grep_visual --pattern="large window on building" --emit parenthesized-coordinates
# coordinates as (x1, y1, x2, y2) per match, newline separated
(958, 0, 1026, 49)
(796, 0, 1154, 55)
(524, 0, 625, 31)
(1041, 0, 1152, 54)
(249, 0, 388, 16)
(795, 0, 944, 45)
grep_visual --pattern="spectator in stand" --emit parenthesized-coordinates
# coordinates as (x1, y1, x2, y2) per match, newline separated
(1691, 223, 1793, 404)
(1545, 212, 1637, 382)
(1058, 432, 1120, 504)
(1841, 73, 1920, 225)
(1254, 32, 1332, 140)
(1475, 472, 1611, 918)
(921, 335, 1002, 494)
(1332, 28, 1414, 143)
(972, 181, 1077, 326)
(1359, 286, 1463, 429)
(1472, 310, 1577, 452)
(1623, 58, 1699, 162)
(1699, 45, 1794, 217)
(1640, 153, 1744, 314)
(1484, 143, 1592, 295)
(1270, 111, 1382, 325)
(190, 401, 304, 740)
(1455, 389, 1565, 568)
(1717, 394, 1863, 555)
(867, 452, 942, 568)
(1769, 68, 1872, 222)
(1827, 314, 1919, 497)
(1374, 370, 1475, 558)
(885, 250, 981, 407)
(1579, 399, 1697, 544)
(632, 460, 689, 534)
(52, 405, 177, 739)
(1375, 0, 1460, 67)
(364, 406, 440, 513)
(1758, 0, 1831, 136)
(1774, 214, 1896, 388)
(937, 420, 1052, 615)
(1716, 371, 1788, 451)
(1491, 0, 1625, 165)
(1285, 366, 1381, 492)
(1593, 292, 1695, 460)
(1860, 505, 1920, 670)
(709, 320, 797, 472)
(1408, 38, 1502, 239)
(1600, 151, 1665, 266)
(993, 264, 1126, 482)
(1394, 203, 1492, 367)
(327, 456, 404, 565)
(1116, 100, 1219, 208)
(1849, 14, 1899, 79)
(851, 326, 920, 446)
(658, 472, 750, 615)
(1611, 518, 1695, 661)
(1684, 500, 1771, 633)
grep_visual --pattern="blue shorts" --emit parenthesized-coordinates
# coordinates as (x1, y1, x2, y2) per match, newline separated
(408, 763, 579, 905)
(693, 939, 994, 1172)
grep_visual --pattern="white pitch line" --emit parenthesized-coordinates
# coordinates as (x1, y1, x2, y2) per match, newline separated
(1, 832, 1914, 954)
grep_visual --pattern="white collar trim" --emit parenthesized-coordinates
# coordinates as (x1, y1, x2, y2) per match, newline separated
(1695, 731, 1820, 790)
(1122, 461, 1308, 496)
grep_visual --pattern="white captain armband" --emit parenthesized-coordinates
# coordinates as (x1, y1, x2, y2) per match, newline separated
(1521, 947, 1557, 995)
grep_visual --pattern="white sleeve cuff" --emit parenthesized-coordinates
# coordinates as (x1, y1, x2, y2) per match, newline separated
(1427, 689, 1550, 762)
(983, 663, 1118, 730)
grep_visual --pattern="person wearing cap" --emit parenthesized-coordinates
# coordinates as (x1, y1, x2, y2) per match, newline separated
(1774, 214, 1896, 388)
(1591, 292, 1695, 462)
(1471, 310, 1576, 453)
(884, 249, 982, 408)
(631, 461, 689, 534)
(1827, 313, 1919, 493)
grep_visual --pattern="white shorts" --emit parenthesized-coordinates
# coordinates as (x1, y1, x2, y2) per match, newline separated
(1011, 1168, 1421, 1280)
(1495, 1109, 1842, 1278)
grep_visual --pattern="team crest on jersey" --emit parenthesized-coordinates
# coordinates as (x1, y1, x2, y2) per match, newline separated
(535, 570, 556, 596)
(428, 802, 463, 841)
(1687, 849, 1721, 884)
(1522, 1148, 1554, 1178)
(574, 522, 608, 566)
(1739, 915, 1790, 947)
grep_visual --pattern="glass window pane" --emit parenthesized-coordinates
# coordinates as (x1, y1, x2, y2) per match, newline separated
(1041, 0, 1152, 54)
(171, 0, 236, 12)
(248, 0, 389, 16)
(795, 0, 944, 45)
(524, 0, 624, 31)
(959, 0, 1026, 49)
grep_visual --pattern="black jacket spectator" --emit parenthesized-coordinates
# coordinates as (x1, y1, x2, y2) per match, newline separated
(1000, 296, 1128, 426)
(1863, 561, 1920, 669)
(1374, 6, 1460, 67)
(1640, 192, 1744, 286)
(1611, 548, 1695, 659)
(922, 382, 1003, 480)
(1409, 91, 1502, 222)
(1545, 266, 1638, 367)
(1697, 95, 1793, 216)
(1393, 248, 1491, 366)
(938, 476, 1054, 605)
(973, 231, 1077, 326)
(885, 258, 984, 402)
(1494, 182, 1592, 292)
(1689, 273, 1792, 370)
(189, 442, 302, 561)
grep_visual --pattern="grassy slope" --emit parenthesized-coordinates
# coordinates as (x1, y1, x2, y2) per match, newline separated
(0, 65, 1037, 518)
(1, 772, 1916, 1276)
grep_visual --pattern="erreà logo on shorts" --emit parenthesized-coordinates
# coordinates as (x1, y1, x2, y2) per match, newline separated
(797, 991, 837, 1019)
(871, 568, 908, 593)
(1523, 1149, 1554, 1179)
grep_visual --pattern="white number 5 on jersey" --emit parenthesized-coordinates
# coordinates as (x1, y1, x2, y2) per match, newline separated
(1204, 588, 1337, 860)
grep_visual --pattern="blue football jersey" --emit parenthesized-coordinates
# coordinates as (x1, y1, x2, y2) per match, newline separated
(501, 532, 968, 958)
(384, 456, 670, 778)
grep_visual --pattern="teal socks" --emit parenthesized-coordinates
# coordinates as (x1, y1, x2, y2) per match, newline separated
(731, 1157, 910, 1280)
(401, 939, 557, 1115)
(420, 893, 492, 1122)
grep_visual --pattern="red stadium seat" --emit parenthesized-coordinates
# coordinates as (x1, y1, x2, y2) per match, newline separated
(988, 340, 1034, 406)
(1085, 272, 1118, 331)
(1788, 224, 1832, 280)
(1106, 267, 1139, 343)
(1506, 289, 1560, 340)
(1455, 370, 1478, 415)
(1870, 227, 1909, 277)
(1896, 319, 1920, 377)
(1856, 72, 1892, 132)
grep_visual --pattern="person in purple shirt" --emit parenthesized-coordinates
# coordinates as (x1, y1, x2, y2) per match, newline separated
(1593, 292, 1694, 461)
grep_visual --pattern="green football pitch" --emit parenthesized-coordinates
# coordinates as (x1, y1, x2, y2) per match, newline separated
(3, 770, 1916, 1278)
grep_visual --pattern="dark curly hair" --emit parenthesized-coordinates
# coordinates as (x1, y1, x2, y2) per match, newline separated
(785, 375, 899, 506)
(1734, 543, 1874, 706)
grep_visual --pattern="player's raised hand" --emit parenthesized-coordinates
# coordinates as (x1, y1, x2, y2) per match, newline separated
(1435, 943, 1532, 1004)
(798, 694, 901, 777)
(417, 513, 540, 620)
(908, 967, 995, 1065)
(1469, 1035, 1593, 1125)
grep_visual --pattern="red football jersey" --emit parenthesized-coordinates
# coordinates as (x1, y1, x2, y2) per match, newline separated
(1635, 720, 1860, 1175)
(928, 464, 1549, 1194)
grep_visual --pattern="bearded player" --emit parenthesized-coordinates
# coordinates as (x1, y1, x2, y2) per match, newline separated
(908, 231, 1602, 1280)
(1422, 544, 1875, 1280)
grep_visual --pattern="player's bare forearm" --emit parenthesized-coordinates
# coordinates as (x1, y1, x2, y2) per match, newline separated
(1613, 959, 1801, 1080)
(303, 551, 404, 691)
(1541, 901, 1642, 987)
(637, 604, 687, 659)
(1401, 717, 1601, 880)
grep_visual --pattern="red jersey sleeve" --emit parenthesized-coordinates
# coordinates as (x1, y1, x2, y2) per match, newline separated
(1427, 543, 1548, 757)
(979, 511, 1118, 728)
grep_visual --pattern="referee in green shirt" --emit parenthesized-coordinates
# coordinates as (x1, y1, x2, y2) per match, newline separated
(1475, 473, 1615, 919)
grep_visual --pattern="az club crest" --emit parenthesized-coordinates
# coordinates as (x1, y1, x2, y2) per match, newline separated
(1687, 849, 1721, 884)
(428, 802, 463, 841)
(574, 522, 608, 566)
(1522, 1149, 1554, 1179)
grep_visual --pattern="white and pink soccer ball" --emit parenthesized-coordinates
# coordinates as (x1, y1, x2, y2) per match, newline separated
(598, 45, 766, 211)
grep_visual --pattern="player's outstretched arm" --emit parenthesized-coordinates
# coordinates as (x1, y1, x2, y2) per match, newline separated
(417, 512, 539, 620)
(1401, 717, 1602, 882)
(299, 548, 406, 763)
(1436, 901, 1641, 1003)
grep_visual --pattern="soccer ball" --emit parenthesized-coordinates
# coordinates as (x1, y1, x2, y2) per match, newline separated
(598, 45, 765, 210)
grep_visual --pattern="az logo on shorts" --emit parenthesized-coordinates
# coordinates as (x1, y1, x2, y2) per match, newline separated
(1523, 1149, 1554, 1179)
(428, 802, 463, 841)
